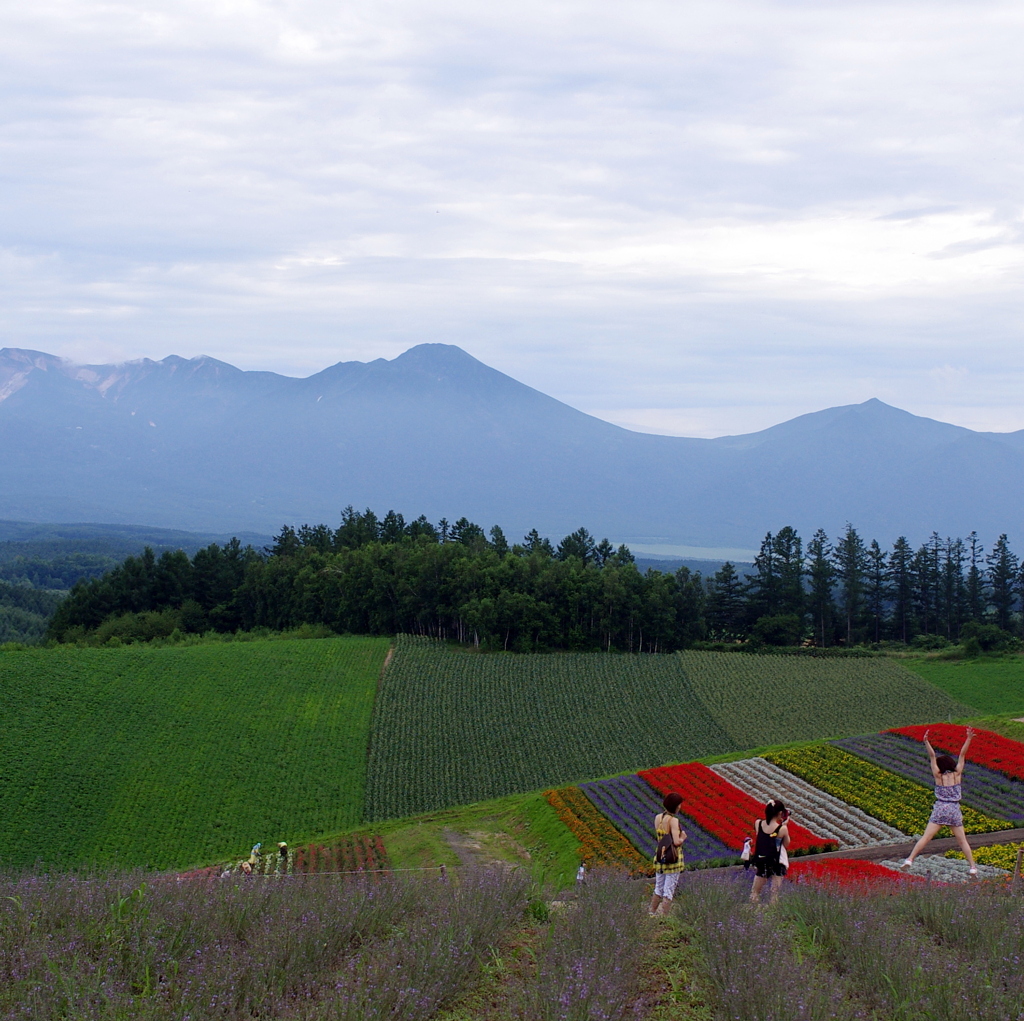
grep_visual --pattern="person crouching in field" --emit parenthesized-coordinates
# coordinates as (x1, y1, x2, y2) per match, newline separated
(902, 726, 978, 875)
(749, 799, 790, 906)
(649, 792, 687, 917)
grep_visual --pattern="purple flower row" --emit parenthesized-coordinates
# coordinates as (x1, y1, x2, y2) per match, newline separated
(833, 732, 1024, 820)
(579, 773, 736, 864)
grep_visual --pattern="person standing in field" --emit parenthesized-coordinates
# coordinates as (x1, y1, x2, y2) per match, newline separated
(902, 726, 977, 875)
(749, 799, 790, 905)
(649, 792, 687, 917)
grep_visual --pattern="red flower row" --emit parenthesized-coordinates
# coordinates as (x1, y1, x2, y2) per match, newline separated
(638, 762, 835, 853)
(788, 857, 924, 886)
(889, 724, 1024, 782)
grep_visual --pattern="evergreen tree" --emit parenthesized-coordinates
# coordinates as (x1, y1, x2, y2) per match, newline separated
(593, 538, 615, 567)
(889, 536, 915, 643)
(864, 539, 888, 644)
(833, 524, 866, 645)
(747, 531, 779, 620)
(522, 529, 554, 556)
(966, 532, 985, 622)
(806, 529, 836, 647)
(773, 526, 804, 619)
(986, 534, 1019, 633)
(557, 528, 596, 563)
(705, 562, 747, 638)
(488, 525, 510, 556)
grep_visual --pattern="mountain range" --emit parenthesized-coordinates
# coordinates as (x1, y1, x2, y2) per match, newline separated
(1, 344, 1021, 548)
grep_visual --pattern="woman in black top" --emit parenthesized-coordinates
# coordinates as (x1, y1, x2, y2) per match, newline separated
(749, 799, 791, 906)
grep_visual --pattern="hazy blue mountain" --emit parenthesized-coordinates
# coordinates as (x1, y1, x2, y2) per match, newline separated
(1, 344, 1021, 546)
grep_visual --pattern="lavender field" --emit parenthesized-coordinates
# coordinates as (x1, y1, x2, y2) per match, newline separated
(578, 773, 736, 865)
(1, 866, 1022, 1020)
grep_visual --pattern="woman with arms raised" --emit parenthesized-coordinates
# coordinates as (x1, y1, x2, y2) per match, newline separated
(902, 726, 977, 875)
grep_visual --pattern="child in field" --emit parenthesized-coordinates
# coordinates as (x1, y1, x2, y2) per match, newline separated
(749, 799, 790, 905)
(649, 792, 687, 917)
(901, 726, 977, 875)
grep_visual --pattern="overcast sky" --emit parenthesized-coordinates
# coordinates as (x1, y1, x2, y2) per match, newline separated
(2, 0, 1022, 436)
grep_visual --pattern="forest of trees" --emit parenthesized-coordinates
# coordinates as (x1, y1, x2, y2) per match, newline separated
(45, 507, 1024, 653)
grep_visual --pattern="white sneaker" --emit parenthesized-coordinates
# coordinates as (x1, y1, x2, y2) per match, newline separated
(900, 858, 913, 870)
(968, 867, 978, 876)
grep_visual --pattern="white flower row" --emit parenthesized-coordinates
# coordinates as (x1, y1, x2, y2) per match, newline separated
(877, 854, 1008, 883)
(712, 757, 907, 849)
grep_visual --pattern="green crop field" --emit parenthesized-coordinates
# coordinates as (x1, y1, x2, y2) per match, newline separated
(364, 638, 972, 821)
(902, 656, 1024, 715)
(679, 650, 974, 749)
(0, 636, 389, 870)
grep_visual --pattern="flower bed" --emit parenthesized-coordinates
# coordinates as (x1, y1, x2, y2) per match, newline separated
(638, 762, 837, 854)
(945, 841, 1024, 871)
(834, 733, 1024, 821)
(249, 835, 390, 875)
(544, 787, 651, 873)
(766, 744, 1013, 836)
(712, 758, 906, 848)
(890, 724, 1024, 783)
(788, 857, 921, 886)
(578, 774, 736, 865)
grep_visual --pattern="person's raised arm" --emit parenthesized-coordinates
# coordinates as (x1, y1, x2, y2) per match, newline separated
(923, 729, 940, 780)
(779, 822, 791, 849)
(957, 726, 975, 773)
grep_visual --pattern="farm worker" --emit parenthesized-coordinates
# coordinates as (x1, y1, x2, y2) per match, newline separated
(248, 842, 262, 866)
(278, 841, 288, 858)
(901, 727, 977, 875)
(649, 792, 687, 917)
(240, 861, 253, 875)
(749, 799, 791, 906)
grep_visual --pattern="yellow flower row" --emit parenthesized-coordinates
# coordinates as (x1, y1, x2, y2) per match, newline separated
(946, 842, 1024, 871)
(766, 744, 1012, 836)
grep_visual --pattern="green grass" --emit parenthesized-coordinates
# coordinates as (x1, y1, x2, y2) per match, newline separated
(901, 655, 1024, 715)
(364, 637, 973, 821)
(354, 791, 582, 886)
(0, 636, 389, 870)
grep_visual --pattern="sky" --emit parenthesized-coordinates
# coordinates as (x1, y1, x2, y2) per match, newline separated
(1, 0, 1023, 437)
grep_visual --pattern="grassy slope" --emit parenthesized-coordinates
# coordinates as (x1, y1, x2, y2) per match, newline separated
(901, 655, 1024, 715)
(365, 639, 975, 821)
(0, 636, 389, 870)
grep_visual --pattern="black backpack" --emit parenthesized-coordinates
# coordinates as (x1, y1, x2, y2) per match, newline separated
(655, 815, 679, 866)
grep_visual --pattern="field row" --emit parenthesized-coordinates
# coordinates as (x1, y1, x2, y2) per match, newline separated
(547, 724, 1024, 871)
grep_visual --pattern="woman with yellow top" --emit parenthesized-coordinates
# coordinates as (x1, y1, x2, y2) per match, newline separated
(649, 792, 687, 917)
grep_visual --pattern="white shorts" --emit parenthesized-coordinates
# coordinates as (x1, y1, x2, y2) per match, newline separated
(654, 872, 680, 899)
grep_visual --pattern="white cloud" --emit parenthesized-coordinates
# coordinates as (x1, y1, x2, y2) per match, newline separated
(0, 0, 1023, 433)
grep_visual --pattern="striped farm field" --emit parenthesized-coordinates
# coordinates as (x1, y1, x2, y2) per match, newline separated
(365, 637, 973, 819)
(676, 650, 973, 749)
(711, 758, 906, 848)
(543, 786, 650, 872)
(892, 724, 1024, 782)
(765, 743, 1013, 836)
(578, 774, 735, 865)
(833, 733, 1024, 821)
(639, 762, 838, 855)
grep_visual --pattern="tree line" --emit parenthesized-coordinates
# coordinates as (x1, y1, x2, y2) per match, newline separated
(47, 508, 1024, 652)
